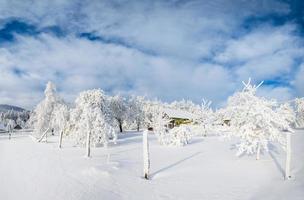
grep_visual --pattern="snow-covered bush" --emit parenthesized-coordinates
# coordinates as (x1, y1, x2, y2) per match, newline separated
(69, 89, 116, 148)
(195, 99, 215, 136)
(149, 105, 192, 146)
(295, 98, 304, 128)
(225, 79, 291, 159)
(29, 82, 65, 139)
(167, 125, 192, 146)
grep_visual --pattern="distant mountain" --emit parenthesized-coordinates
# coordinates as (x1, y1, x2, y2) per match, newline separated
(0, 104, 27, 112)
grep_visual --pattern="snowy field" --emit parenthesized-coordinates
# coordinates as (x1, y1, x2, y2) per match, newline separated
(0, 130, 303, 200)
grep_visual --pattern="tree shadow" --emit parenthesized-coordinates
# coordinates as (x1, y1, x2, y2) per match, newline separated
(293, 127, 304, 131)
(189, 138, 204, 145)
(269, 150, 284, 177)
(151, 152, 201, 179)
(117, 132, 142, 140)
(116, 137, 142, 146)
(0, 134, 28, 140)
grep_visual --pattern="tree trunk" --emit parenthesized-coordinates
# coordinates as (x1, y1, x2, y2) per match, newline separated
(59, 130, 63, 148)
(86, 131, 91, 157)
(119, 122, 123, 133)
(38, 127, 50, 143)
(137, 122, 140, 132)
(256, 143, 261, 160)
(285, 132, 291, 180)
(203, 124, 207, 137)
(143, 130, 150, 180)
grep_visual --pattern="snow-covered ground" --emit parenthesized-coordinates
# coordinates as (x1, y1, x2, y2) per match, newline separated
(0, 130, 303, 200)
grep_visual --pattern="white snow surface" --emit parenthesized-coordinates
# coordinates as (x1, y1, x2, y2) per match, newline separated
(0, 130, 303, 200)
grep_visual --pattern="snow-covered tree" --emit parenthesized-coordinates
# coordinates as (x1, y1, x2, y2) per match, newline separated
(69, 89, 116, 156)
(295, 98, 304, 128)
(225, 79, 291, 159)
(151, 106, 170, 144)
(142, 99, 164, 129)
(108, 95, 128, 133)
(30, 82, 65, 140)
(128, 96, 145, 131)
(51, 104, 70, 148)
(170, 99, 201, 115)
(195, 99, 214, 136)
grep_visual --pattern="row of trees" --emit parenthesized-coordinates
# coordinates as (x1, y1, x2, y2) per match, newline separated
(28, 81, 304, 155)
(28, 82, 211, 147)
(0, 110, 30, 129)
(29, 82, 146, 139)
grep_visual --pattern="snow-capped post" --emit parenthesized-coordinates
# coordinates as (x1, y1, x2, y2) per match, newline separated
(7, 123, 11, 140)
(86, 130, 91, 157)
(143, 130, 150, 180)
(256, 142, 261, 160)
(285, 132, 291, 180)
(59, 130, 63, 148)
(86, 112, 92, 157)
(8, 127, 11, 140)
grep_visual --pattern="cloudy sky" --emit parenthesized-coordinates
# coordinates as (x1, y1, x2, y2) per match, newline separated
(0, 0, 303, 109)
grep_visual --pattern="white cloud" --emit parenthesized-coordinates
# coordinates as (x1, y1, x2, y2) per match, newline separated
(215, 24, 303, 84)
(257, 86, 294, 102)
(0, 34, 236, 108)
(0, 0, 303, 109)
(0, 0, 291, 60)
(216, 25, 299, 63)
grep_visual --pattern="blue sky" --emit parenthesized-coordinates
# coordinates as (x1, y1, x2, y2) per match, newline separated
(0, 0, 303, 109)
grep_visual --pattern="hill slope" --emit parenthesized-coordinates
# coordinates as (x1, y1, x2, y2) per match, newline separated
(0, 104, 26, 112)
